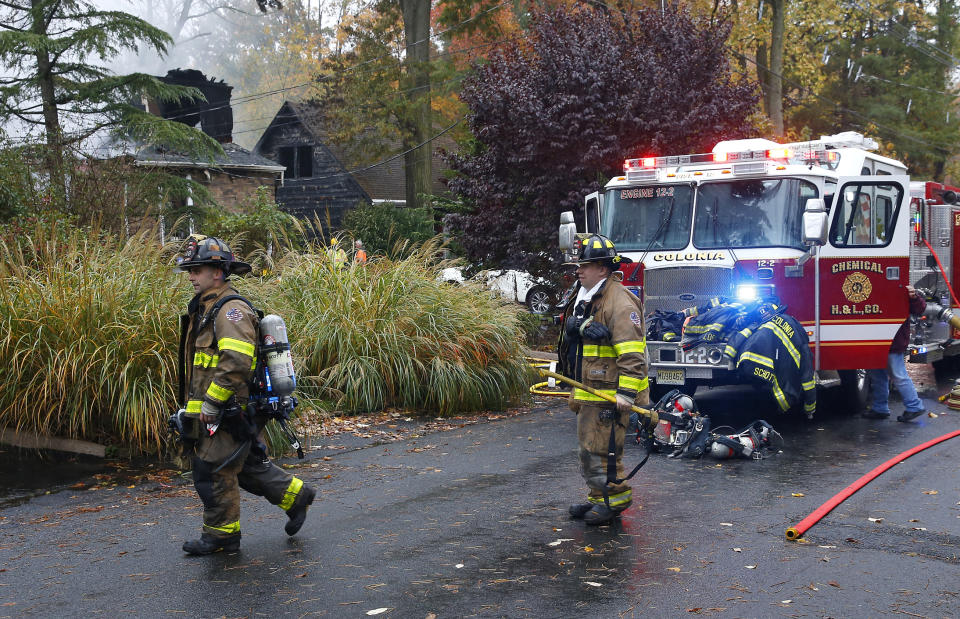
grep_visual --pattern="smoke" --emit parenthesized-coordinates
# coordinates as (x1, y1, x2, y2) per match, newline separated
(2, 1, 340, 149)
(95, 0, 305, 148)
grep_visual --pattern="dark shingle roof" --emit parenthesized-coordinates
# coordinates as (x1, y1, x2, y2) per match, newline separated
(258, 101, 452, 200)
(135, 142, 285, 172)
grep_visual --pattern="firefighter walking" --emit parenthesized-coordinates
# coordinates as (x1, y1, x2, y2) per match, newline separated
(558, 234, 649, 525)
(173, 235, 316, 555)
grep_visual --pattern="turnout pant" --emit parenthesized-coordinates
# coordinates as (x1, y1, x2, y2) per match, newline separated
(575, 403, 633, 511)
(193, 428, 251, 538)
(192, 415, 308, 537)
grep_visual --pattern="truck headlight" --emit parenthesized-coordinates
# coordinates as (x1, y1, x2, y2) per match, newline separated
(736, 283, 775, 301)
(736, 284, 758, 301)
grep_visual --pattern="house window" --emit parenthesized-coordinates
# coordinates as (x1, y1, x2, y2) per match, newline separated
(297, 145, 313, 178)
(278, 145, 313, 179)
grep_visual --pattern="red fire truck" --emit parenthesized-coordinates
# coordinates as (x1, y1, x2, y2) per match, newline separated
(558, 131, 960, 410)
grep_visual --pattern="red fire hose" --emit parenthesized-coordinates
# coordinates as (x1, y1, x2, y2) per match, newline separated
(785, 429, 960, 541)
(922, 238, 960, 308)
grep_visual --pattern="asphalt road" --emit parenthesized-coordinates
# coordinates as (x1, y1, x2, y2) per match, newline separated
(2, 367, 960, 618)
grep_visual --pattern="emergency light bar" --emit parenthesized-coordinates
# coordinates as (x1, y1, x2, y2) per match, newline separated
(624, 147, 840, 171)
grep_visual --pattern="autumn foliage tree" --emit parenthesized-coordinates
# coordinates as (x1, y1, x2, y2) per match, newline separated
(444, 5, 760, 277)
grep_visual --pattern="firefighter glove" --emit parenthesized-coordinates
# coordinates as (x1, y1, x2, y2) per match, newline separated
(581, 320, 611, 341)
(565, 315, 585, 336)
(168, 409, 186, 437)
(200, 400, 221, 424)
(615, 393, 633, 414)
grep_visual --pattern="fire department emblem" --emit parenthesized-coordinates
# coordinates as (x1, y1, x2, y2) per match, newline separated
(842, 272, 872, 303)
(225, 307, 244, 323)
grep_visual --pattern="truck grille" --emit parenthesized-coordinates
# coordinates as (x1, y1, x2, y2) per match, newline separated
(911, 203, 953, 298)
(643, 266, 734, 315)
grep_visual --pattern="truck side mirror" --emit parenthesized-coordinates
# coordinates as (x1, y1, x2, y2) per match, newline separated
(559, 211, 577, 250)
(802, 198, 827, 246)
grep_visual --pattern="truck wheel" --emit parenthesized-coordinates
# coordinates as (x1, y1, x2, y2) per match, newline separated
(526, 286, 554, 314)
(838, 369, 869, 413)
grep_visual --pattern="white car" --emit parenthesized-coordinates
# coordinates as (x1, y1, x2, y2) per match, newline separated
(440, 267, 557, 314)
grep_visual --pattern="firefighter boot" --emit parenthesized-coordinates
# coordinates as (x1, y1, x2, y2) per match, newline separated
(569, 503, 594, 519)
(285, 485, 316, 536)
(583, 504, 622, 526)
(182, 532, 241, 555)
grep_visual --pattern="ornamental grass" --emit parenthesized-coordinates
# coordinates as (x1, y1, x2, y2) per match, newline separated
(0, 220, 187, 454)
(0, 223, 533, 454)
(257, 237, 535, 416)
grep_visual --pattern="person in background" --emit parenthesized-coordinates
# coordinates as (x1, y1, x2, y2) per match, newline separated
(327, 237, 347, 268)
(355, 239, 368, 265)
(864, 285, 927, 422)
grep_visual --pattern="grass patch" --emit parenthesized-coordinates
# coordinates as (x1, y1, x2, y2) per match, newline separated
(0, 224, 533, 455)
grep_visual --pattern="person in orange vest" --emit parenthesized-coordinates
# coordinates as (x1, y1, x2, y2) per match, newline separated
(354, 239, 368, 265)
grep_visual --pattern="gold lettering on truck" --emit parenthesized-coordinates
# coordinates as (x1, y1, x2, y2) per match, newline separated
(831, 260, 883, 274)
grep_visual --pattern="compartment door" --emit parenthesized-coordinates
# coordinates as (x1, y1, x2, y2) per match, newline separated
(817, 175, 910, 370)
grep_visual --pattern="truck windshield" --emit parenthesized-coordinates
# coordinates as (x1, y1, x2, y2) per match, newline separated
(693, 178, 816, 249)
(601, 185, 693, 251)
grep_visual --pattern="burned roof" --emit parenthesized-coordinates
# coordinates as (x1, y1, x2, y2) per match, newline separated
(134, 141, 285, 172)
(255, 100, 453, 199)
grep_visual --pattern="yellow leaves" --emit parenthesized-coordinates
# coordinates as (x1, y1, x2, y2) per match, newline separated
(667, 567, 681, 572)
(922, 489, 939, 495)
(791, 492, 805, 497)
(583, 546, 594, 553)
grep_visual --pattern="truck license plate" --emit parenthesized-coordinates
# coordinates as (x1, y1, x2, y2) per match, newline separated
(657, 368, 685, 385)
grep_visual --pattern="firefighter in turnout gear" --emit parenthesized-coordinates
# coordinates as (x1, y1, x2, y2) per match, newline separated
(175, 235, 316, 556)
(558, 235, 650, 525)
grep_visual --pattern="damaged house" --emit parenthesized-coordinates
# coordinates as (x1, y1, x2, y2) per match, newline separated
(253, 100, 451, 234)
(134, 69, 285, 212)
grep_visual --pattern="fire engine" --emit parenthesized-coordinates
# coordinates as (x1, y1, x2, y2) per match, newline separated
(558, 131, 960, 410)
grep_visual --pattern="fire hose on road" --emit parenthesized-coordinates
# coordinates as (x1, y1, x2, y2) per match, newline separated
(785, 429, 960, 541)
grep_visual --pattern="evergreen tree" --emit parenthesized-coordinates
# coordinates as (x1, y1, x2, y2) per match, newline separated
(0, 0, 222, 192)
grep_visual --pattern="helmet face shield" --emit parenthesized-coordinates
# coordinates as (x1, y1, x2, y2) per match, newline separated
(177, 234, 208, 266)
(176, 235, 251, 275)
(564, 234, 633, 268)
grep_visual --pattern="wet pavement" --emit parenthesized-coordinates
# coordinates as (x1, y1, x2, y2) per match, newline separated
(2, 364, 960, 617)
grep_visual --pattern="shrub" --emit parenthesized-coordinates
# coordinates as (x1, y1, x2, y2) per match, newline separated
(0, 220, 185, 454)
(260, 237, 535, 415)
(341, 201, 435, 258)
(205, 186, 301, 256)
(0, 223, 533, 454)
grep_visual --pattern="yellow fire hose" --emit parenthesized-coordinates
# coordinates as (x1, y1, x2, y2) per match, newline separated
(525, 356, 570, 396)
(530, 380, 570, 396)
(535, 368, 659, 425)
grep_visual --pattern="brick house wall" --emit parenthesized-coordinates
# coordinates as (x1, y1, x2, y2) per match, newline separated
(203, 171, 277, 213)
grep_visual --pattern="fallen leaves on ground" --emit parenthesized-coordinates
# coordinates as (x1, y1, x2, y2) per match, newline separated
(293, 407, 536, 446)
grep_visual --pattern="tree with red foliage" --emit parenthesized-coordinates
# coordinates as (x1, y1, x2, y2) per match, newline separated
(445, 5, 759, 278)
